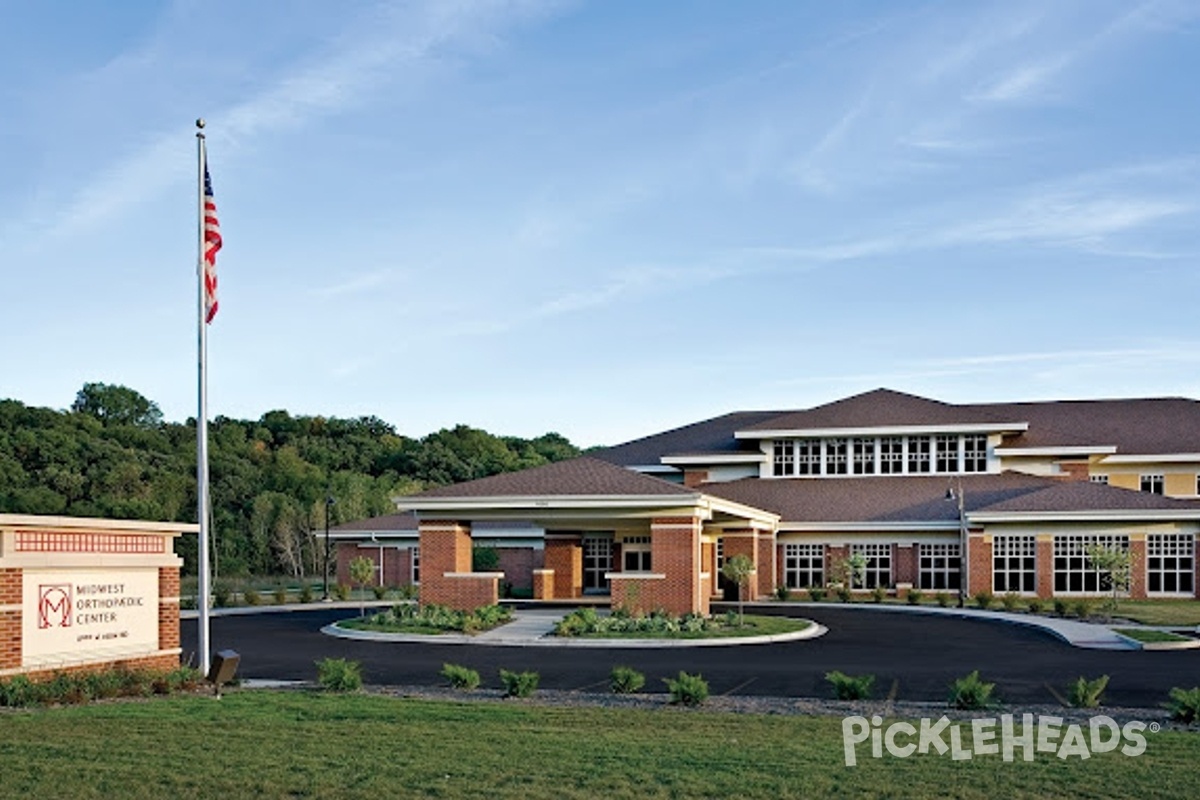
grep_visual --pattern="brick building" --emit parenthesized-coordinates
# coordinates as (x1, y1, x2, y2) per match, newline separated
(332, 389, 1200, 614)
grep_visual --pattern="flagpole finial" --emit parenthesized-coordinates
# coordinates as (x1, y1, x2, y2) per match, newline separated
(196, 118, 206, 129)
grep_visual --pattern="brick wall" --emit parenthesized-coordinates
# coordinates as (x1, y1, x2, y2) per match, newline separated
(722, 531, 757, 601)
(421, 574, 499, 610)
(544, 538, 582, 599)
(967, 532, 991, 598)
(1129, 537, 1147, 599)
(894, 544, 917, 586)
(1036, 537, 1053, 599)
(7, 653, 180, 683)
(682, 470, 709, 488)
(756, 531, 775, 597)
(532, 569, 553, 600)
(1, 568, 22, 670)
(419, 521, 472, 609)
(1057, 462, 1090, 481)
(648, 517, 705, 615)
(336, 545, 415, 588)
(827, 545, 848, 585)
(497, 547, 539, 591)
(158, 567, 180, 652)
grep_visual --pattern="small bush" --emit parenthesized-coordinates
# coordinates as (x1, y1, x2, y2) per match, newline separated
(316, 658, 362, 692)
(212, 583, 233, 608)
(1026, 597, 1045, 615)
(825, 670, 875, 701)
(836, 585, 853, 603)
(332, 583, 350, 602)
(472, 546, 500, 572)
(665, 671, 709, 706)
(1165, 686, 1200, 724)
(774, 585, 791, 601)
(1068, 675, 1109, 709)
(610, 666, 646, 694)
(949, 670, 998, 710)
(973, 591, 994, 610)
(398, 583, 419, 600)
(1053, 598, 1069, 617)
(906, 588, 924, 605)
(372, 584, 389, 601)
(499, 669, 539, 698)
(1000, 592, 1021, 612)
(273, 585, 288, 604)
(1071, 599, 1093, 620)
(441, 663, 481, 691)
(870, 586, 886, 604)
(299, 583, 315, 603)
(935, 591, 952, 608)
(242, 588, 261, 606)
(806, 586, 827, 602)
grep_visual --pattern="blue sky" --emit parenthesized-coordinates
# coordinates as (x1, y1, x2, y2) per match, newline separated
(2, 1, 1199, 447)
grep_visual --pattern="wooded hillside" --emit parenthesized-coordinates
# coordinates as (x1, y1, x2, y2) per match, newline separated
(0, 383, 582, 576)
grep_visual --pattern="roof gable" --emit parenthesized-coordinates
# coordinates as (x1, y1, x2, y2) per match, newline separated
(411, 456, 698, 499)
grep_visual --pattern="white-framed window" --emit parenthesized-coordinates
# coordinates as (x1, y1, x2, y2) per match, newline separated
(715, 538, 724, 571)
(772, 440, 794, 476)
(1141, 474, 1164, 495)
(853, 438, 875, 475)
(908, 436, 932, 474)
(850, 543, 891, 589)
(826, 438, 849, 475)
(935, 435, 960, 473)
(963, 435, 987, 473)
(919, 543, 961, 591)
(992, 535, 1036, 593)
(797, 439, 821, 475)
(1147, 534, 1194, 594)
(880, 437, 903, 474)
(1053, 534, 1130, 594)
(784, 543, 825, 589)
(622, 536, 652, 572)
(1090, 475, 1109, 485)
(411, 546, 420, 584)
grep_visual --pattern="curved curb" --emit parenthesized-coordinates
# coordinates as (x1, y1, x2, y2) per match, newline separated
(321, 620, 827, 648)
(1110, 632, 1200, 651)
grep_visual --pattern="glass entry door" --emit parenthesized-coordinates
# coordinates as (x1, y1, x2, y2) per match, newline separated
(582, 536, 613, 593)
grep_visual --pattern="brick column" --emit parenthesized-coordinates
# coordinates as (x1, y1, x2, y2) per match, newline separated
(1195, 534, 1200, 599)
(756, 531, 775, 597)
(650, 516, 705, 616)
(723, 530, 757, 601)
(1036, 535, 1054, 599)
(544, 537, 582, 599)
(682, 470, 709, 488)
(158, 567, 180, 653)
(966, 532, 991, 598)
(1128, 535, 1147, 599)
(894, 544, 918, 587)
(0, 568, 21, 670)
(827, 544, 848, 586)
(532, 569, 554, 600)
(419, 520, 474, 608)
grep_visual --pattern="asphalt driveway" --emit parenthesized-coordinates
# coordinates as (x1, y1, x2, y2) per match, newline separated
(182, 605, 1200, 707)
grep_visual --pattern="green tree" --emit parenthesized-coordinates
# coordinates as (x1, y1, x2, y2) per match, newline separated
(349, 556, 375, 617)
(720, 554, 756, 627)
(71, 383, 163, 428)
(1086, 543, 1134, 620)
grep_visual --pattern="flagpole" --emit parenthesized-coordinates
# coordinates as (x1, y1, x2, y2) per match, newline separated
(196, 118, 212, 677)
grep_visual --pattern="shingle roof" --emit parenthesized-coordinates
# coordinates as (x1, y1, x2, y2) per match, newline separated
(409, 456, 698, 499)
(985, 397, 1200, 454)
(700, 473, 1200, 523)
(330, 511, 418, 533)
(738, 389, 1003, 432)
(592, 410, 783, 467)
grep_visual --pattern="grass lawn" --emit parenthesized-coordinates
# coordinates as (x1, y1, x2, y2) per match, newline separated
(0, 691, 1197, 799)
(1113, 628, 1196, 643)
(338, 617, 462, 635)
(570, 614, 811, 639)
(1110, 600, 1200, 627)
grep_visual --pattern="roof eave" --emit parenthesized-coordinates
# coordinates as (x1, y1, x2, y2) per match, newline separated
(735, 422, 1030, 439)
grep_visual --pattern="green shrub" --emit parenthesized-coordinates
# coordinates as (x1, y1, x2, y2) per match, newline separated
(0, 675, 40, 707)
(825, 670, 875, 701)
(1000, 592, 1021, 612)
(398, 583, 419, 600)
(84, 670, 124, 700)
(472, 546, 500, 572)
(774, 585, 791, 601)
(212, 583, 233, 608)
(242, 588, 261, 606)
(664, 671, 709, 706)
(972, 591, 994, 610)
(499, 669, 539, 698)
(332, 583, 350, 602)
(299, 583, 315, 604)
(273, 585, 288, 604)
(316, 658, 362, 692)
(935, 591, 952, 608)
(806, 586, 827, 602)
(441, 663, 481, 691)
(836, 585, 853, 603)
(1026, 597, 1045, 615)
(949, 670, 998, 710)
(1071, 599, 1093, 620)
(1165, 686, 1200, 724)
(870, 586, 886, 603)
(906, 588, 924, 605)
(372, 584, 389, 601)
(1053, 598, 1069, 616)
(610, 666, 646, 694)
(1068, 675, 1109, 709)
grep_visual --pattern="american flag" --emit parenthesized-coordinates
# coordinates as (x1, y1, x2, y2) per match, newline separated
(203, 166, 223, 324)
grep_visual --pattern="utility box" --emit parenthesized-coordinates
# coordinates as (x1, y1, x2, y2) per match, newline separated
(207, 649, 240, 687)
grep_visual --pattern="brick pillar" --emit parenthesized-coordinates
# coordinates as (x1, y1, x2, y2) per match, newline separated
(1195, 534, 1200, 599)
(756, 531, 775, 597)
(0, 568, 21, 670)
(158, 567, 181, 654)
(651, 516, 706, 615)
(1129, 536, 1147, 599)
(544, 537, 582, 599)
(682, 470, 709, 488)
(419, 520, 472, 608)
(723, 531, 757, 601)
(827, 545, 848, 586)
(532, 569, 554, 600)
(1036, 535, 1054, 599)
(966, 532, 991, 598)
(894, 544, 917, 587)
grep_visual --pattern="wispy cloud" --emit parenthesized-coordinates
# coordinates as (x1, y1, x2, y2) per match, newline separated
(311, 269, 400, 298)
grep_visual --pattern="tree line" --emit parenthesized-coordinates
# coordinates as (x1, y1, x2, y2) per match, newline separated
(0, 383, 582, 577)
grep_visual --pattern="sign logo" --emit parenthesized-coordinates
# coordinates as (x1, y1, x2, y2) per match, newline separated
(38, 584, 73, 629)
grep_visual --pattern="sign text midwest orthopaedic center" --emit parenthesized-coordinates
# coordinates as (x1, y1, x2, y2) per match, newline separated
(22, 569, 159, 667)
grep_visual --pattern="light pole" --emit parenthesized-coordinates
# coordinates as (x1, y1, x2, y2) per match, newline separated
(322, 494, 335, 601)
(945, 480, 966, 608)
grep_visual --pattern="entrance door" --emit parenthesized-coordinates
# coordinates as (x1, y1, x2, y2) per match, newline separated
(582, 536, 612, 594)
